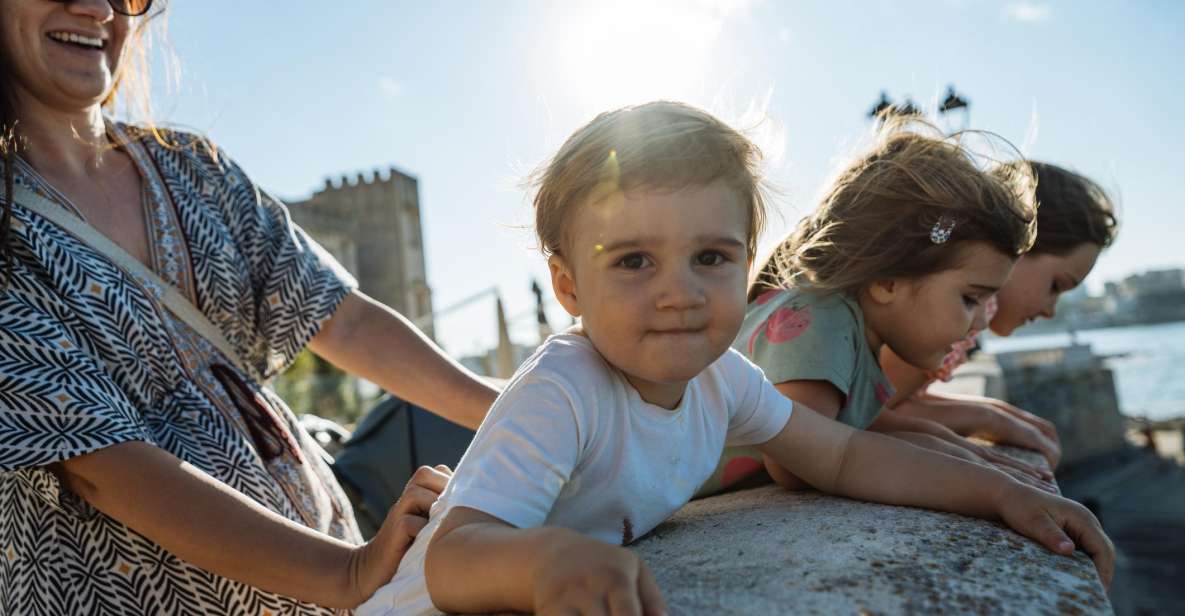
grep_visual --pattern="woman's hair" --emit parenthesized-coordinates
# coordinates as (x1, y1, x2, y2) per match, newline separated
(751, 116, 1037, 301)
(0, 2, 170, 289)
(531, 101, 769, 260)
(1020, 160, 1118, 255)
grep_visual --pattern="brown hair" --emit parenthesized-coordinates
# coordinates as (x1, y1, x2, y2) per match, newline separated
(1021, 161, 1118, 255)
(531, 101, 768, 260)
(0, 2, 170, 289)
(752, 116, 1037, 301)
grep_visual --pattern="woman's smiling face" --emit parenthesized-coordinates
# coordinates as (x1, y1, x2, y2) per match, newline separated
(0, 0, 135, 114)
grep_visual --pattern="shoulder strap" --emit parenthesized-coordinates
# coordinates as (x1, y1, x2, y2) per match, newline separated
(12, 184, 264, 382)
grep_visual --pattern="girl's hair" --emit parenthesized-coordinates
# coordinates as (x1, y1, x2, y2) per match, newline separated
(1021, 160, 1118, 255)
(752, 117, 1037, 301)
(531, 101, 768, 260)
(0, 2, 171, 290)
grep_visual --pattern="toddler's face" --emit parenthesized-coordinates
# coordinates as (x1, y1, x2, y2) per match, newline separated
(549, 180, 750, 409)
(870, 242, 1016, 370)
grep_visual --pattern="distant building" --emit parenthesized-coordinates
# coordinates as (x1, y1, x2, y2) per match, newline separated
(289, 168, 435, 338)
(1113, 268, 1185, 298)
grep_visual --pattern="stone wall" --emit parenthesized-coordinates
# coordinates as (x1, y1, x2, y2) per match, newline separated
(632, 450, 1110, 615)
(289, 168, 435, 337)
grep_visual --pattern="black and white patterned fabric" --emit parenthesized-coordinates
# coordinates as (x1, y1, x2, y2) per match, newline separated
(0, 122, 362, 615)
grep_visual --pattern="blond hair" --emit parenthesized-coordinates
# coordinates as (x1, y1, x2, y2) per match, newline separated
(531, 101, 768, 259)
(753, 117, 1036, 300)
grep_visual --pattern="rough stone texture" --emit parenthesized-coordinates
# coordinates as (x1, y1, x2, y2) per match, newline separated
(632, 454, 1110, 615)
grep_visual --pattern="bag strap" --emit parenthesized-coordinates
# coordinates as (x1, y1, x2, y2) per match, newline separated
(12, 184, 264, 383)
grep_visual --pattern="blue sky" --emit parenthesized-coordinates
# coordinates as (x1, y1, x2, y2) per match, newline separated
(150, 1, 1185, 355)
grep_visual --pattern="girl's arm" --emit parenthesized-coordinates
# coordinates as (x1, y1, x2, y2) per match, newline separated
(868, 410, 1054, 486)
(424, 507, 666, 615)
(891, 394, 1061, 467)
(879, 346, 1061, 467)
(309, 291, 499, 430)
(54, 441, 448, 609)
(755, 406, 1115, 586)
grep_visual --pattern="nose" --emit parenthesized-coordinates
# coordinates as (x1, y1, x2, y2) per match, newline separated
(655, 264, 706, 312)
(970, 301, 990, 332)
(64, 0, 115, 22)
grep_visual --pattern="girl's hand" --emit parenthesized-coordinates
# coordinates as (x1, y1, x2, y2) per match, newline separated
(534, 534, 667, 616)
(347, 465, 453, 607)
(994, 481, 1115, 589)
(980, 400, 1062, 466)
(955, 437, 1055, 484)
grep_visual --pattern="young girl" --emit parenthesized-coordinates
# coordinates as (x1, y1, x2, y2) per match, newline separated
(881, 161, 1119, 468)
(701, 121, 1057, 496)
(358, 103, 1112, 616)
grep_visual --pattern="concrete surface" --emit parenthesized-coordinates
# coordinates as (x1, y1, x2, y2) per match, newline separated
(632, 455, 1110, 615)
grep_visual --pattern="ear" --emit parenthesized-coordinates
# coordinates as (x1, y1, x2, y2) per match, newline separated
(866, 278, 900, 306)
(548, 255, 582, 317)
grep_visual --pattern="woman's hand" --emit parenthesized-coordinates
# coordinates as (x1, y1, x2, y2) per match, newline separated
(534, 534, 667, 616)
(994, 481, 1115, 589)
(346, 465, 452, 607)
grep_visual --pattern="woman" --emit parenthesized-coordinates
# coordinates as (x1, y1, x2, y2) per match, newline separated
(881, 160, 1119, 468)
(0, 1, 497, 613)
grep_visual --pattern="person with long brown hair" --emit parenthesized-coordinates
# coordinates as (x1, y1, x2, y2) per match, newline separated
(880, 160, 1119, 467)
(698, 118, 1060, 497)
(0, 1, 496, 613)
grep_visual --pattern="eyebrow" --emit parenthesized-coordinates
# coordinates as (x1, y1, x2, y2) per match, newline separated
(595, 235, 747, 255)
(967, 284, 1001, 293)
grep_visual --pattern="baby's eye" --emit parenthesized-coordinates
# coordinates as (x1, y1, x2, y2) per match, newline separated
(962, 295, 979, 308)
(696, 250, 727, 266)
(616, 253, 651, 270)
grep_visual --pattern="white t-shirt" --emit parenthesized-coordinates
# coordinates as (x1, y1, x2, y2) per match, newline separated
(358, 333, 794, 616)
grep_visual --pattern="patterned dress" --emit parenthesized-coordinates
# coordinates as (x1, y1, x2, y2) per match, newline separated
(0, 123, 362, 615)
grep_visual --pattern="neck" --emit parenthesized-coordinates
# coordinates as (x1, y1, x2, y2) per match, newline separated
(856, 291, 886, 357)
(623, 373, 687, 410)
(12, 92, 111, 181)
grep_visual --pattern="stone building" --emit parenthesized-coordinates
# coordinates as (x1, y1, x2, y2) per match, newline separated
(288, 167, 434, 338)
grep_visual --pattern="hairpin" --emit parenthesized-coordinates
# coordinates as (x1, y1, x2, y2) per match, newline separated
(930, 215, 956, 244)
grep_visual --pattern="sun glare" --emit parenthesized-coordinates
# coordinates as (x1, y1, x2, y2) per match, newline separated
(555, 0, 737, 109)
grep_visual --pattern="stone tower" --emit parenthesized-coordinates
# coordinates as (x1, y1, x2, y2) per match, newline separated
(289, 167, 434, 338)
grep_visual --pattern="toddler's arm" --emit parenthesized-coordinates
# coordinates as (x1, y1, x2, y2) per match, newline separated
(425, 507, 666, 615)
(755, 404, 1114, 586)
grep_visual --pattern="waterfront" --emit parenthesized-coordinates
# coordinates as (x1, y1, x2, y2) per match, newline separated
(984, 320, 1185, 421)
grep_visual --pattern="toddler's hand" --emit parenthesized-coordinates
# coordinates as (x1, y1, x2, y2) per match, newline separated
(535, 534, 667, 616)
(995, 481, 1115, 589)
(348, 465, 453, 606)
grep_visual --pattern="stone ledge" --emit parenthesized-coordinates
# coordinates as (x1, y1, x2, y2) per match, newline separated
(633, 482, 1109, 615)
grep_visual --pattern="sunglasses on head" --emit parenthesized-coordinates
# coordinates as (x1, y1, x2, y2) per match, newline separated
(49, 0, 153, 17)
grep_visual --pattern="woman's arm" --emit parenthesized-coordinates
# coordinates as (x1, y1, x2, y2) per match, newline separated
(425, 507, 665, 615)
(755, 406, 1114, 586)
(54, 441, 449, 609)
(309, 291, 498, 430)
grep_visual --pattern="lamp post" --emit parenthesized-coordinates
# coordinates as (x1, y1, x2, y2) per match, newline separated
(938, 85, 971, 132)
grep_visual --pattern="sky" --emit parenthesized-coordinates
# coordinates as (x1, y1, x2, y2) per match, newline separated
(147, 0, 1185, 356)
